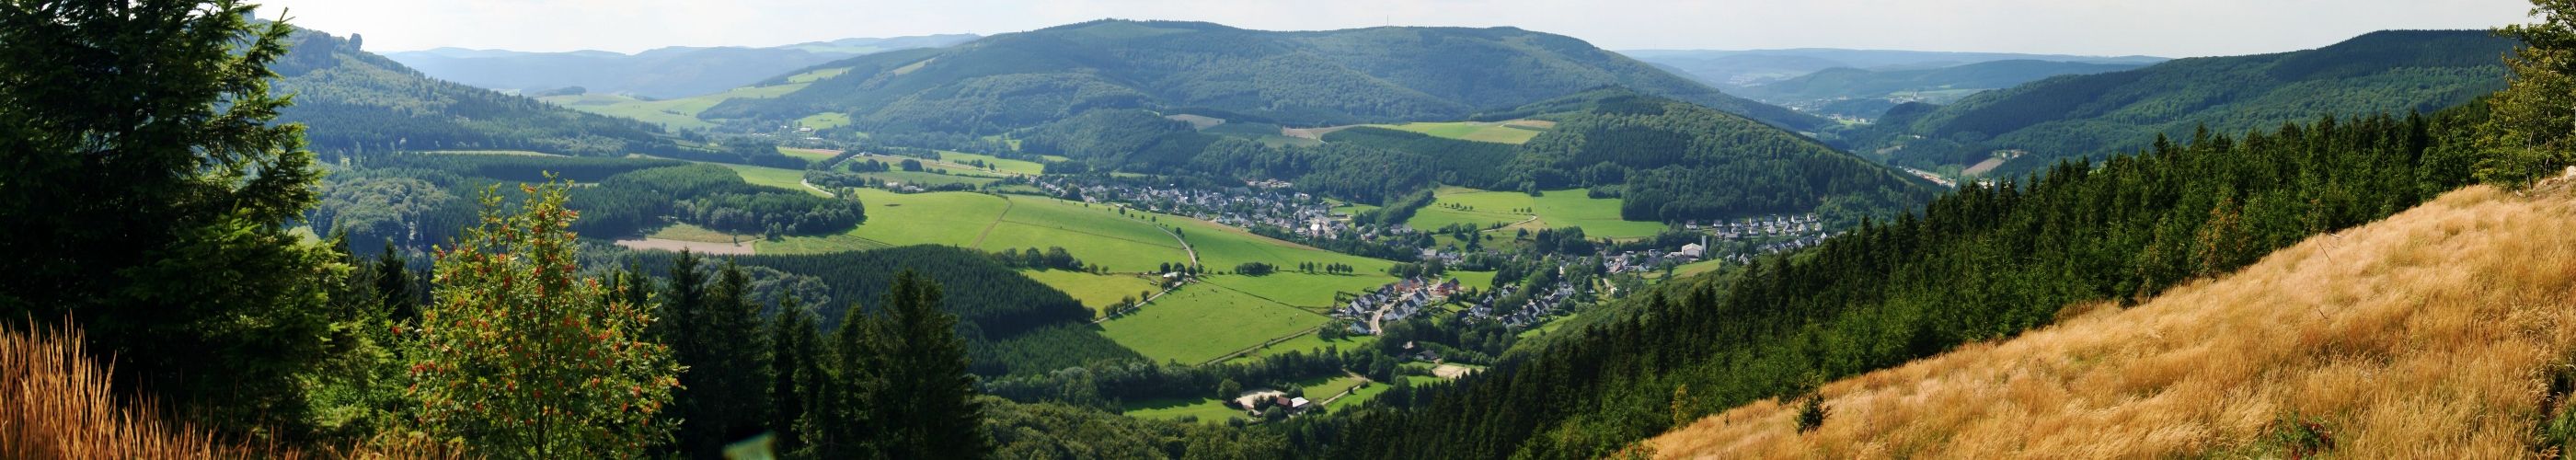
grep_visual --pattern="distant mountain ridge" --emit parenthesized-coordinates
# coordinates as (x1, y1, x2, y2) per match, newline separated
(1857, 29, 2514, 177)
(270, 27, 686, 157)
(1732, 60, 2152, 118)
(1623, 48, 2167, 88)
(704, 19, 1832, 133)
(383, 34, 981, 98)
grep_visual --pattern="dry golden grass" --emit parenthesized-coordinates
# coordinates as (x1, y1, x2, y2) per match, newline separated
(1, 323, 459, 459)
(1650, 184, 2576, 458)
(1, 323, 225, 458)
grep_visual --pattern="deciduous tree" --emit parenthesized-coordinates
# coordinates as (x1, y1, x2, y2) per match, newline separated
(399, 181, 679, 456)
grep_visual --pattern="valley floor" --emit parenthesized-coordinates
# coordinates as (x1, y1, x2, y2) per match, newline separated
(1650, 184, 2576, 457)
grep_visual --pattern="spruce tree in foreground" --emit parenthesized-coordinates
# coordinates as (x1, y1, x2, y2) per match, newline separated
(670, 259, 775, 456)
(798, 270, 987, 458)
(0, 0, 345, 431)
(398, 181, 680, 456)
(876, 270, 990, 459)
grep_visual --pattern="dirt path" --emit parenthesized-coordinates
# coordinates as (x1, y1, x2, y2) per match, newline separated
(1201, 323, 1326, 365)
(970, 195, 1018, 248)
(1481, 214, 1541, 234)
(799, 179, 835, 198)
(1152, 219, 1200, 269)
(1315, 371, 1377, 408)
(1093, 281, 1186, 324)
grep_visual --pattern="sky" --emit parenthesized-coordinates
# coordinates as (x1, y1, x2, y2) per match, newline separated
(257, 0, 2537, 58)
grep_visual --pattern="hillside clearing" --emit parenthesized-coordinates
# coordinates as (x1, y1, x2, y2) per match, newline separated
(1407, 187, 1667, 239)
(1649, 185, 2576, 458)
(613, 237, 755, 255)
(1369, 121, 1547, 144)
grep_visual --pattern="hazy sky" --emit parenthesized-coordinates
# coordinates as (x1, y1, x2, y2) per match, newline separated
(257, 0, 2537, 58)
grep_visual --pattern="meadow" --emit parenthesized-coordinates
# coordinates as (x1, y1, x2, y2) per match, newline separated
(1226, 334, 1371, 364)
(796, 112, 851, 130)
(1121, 397, 1243, 423)
(1096, 285, 1328, 364)
(1018, 270, 1164, 317)
(935, 151, 1047, 175)
(1329, 375, 1445, 410)
(1368, 121, 1548, 144)
(716, 163, 829, 197)
(860, 170, 1002, 188)
(1405, 187, 1669, 239)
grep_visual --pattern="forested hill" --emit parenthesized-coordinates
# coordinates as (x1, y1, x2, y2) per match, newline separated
(702, 19, 1829, 134)
(270, 28, 684, 157)
(1621, 48, 2167, 89)
(1019, 89, 1937, 223)
(1859, 29, 2513, 177)
(383, 34, 981, 98)
(1729, 60, 2150, 114)
(1290, 106, 2488, 459)
(1499, 89, 1940, 222)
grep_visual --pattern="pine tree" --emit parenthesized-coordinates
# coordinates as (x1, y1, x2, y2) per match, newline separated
(0, 0, 343, 430)
(811, 300, 884, 458)
(876, 270, 990, 458)
(671, 259, 776, 456)
(375, 241, 419, 322)
(767, 296, 823, 452)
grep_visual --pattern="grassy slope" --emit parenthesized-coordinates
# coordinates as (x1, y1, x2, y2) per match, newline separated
(1019, 270, 1163, 317)
(715, 163, 828, 197)
(541, 66, 852, 130)
(935, 151, 1047, 175)
(1650, 185, 2576, 458)
(1369, 121, 1545, 144)
(1122, 397, 1243, 423)
(1097, 284, 1328, 364)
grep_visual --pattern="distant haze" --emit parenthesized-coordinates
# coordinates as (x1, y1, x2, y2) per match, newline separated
(259, 0, 2534, 58)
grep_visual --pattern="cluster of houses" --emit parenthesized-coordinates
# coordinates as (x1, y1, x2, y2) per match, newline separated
(1465, 283, 1579, 328)
(1333, 277, 1461, 335)
(1228, 390, 1311, 417)
(1688, 213, 1827, 241)
(1605, 241, 1706, 274)
(1033, 178, 1353, 238)
(1715, 235, 1834, 264)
